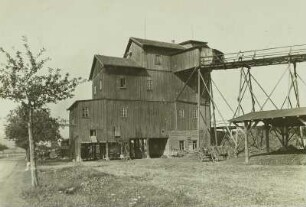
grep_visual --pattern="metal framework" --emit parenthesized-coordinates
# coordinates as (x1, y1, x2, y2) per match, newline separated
(175, 44, 306, 161)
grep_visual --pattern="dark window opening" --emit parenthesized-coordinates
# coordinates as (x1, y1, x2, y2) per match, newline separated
(193, 140, 197, 150)
(90, 130, 97, 137)
(119, 77, 126, 89)
(179, 140, 184, 150)
(82, 107, 89, 118)
(155, 54, 161, 65)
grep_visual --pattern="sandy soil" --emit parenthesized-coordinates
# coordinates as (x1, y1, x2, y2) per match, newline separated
(0, 156, 30, 207)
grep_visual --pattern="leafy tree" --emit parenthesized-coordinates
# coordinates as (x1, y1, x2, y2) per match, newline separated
(5, 106, 62, 158)
(0, 37, 83, 186)
(0, 143, 8, 152)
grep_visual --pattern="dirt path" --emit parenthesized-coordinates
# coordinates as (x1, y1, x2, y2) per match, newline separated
(0, 156, 30, 207)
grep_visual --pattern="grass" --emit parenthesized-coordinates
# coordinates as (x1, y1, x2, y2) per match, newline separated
(22, 153, 306, 207)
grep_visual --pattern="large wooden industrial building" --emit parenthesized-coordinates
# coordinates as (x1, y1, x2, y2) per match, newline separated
(68, 37, 223, 161)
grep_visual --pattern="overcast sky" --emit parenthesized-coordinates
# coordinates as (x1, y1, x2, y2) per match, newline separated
(0, 0, 306, 145)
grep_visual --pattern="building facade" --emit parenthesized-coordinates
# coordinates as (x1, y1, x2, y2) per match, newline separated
(68, 37, 222, 160)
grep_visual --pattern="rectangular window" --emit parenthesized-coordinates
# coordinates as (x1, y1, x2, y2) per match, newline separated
(93, 86, 97, 95)
(119, 77, 126, 89)
(70, 112, 75, 125)
(90, 129, 96, 136)
(193, 140, 197, 150)
(178, 109, 184, 118)
(121, 107, 128, 118)
(82, 107, 89, 118)
(154, 54, 161, 65)
(99, 80, 102, 90)
(147, 78, 152, 91)
(193, 109, 198, 119)
(179, 140, 184, 150)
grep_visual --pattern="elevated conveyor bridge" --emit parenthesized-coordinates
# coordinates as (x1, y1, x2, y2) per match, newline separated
(175, 44, 306, 162)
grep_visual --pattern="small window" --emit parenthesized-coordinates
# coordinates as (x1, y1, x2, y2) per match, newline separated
(93, 86, 97, 95)
(119, 77, 126, 89)
(121, 107, 128, 118)
(193, 109, 198, 119)
(147, 78, 153, 91)
(193, 140, 197, 150)
(82, 107, 89, 118)
(99, 80, 102, 90)
(154, 55, 161, 65)
(90, 130, 96, 137)
(179, 140, 184, 150)
(178, 109, 184, 118)
(70, 113, 75, 125)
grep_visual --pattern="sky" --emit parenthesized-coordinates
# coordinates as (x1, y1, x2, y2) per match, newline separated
(0, 0, 306, 145)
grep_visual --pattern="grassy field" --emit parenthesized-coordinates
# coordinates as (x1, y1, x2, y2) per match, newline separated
(23, 154, 306, 207)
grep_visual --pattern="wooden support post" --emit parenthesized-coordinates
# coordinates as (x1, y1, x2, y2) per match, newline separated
(284, 126, 289, 148)
(197, 68, 201, 149)
(264, 123, 270, 153)
(75, 136, 82, 162)
(174, 102, 178, 130)
(247, 68, 256, 112)
(105, 141, 109, 160)
(146, 138, 151, 158)
(210, 77, 218, 146)
(244, 121, 249, 164)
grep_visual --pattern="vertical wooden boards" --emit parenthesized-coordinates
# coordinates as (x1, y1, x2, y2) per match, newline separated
(171, 49, 200, 72)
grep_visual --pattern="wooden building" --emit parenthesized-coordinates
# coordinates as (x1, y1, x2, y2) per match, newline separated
(68, 37, 223, 161)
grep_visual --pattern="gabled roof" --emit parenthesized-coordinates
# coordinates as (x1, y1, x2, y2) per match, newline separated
(89, 55, 144, 80)
(230, 107, 306, 127)
(124, 37, 186, 57)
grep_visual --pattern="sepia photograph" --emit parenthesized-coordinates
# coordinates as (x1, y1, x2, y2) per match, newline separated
(0, 0, 305, 206)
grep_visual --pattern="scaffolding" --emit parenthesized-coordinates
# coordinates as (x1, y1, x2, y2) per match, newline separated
(175, 44, 306, 162)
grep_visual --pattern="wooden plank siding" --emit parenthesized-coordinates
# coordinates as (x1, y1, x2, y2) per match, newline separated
(91, 65, 202, 103)
(69, 99, 207, 144)
(69, 38, 215, 159)
(127, 42, 146, 67)
(171, 48, 200, 72)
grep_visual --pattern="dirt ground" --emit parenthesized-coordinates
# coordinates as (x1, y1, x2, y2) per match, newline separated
(24, 154, 306, 207)
(0, 156, 30, 207)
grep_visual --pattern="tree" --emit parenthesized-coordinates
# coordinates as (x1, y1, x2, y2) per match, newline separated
(0, 143, 8, 152)
(0, 37, 83, 187)
(5, 106, 62, 158)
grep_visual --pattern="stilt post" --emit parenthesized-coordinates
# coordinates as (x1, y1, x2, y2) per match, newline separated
(244, 121, 250, 164)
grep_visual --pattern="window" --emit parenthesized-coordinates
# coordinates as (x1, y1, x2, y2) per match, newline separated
(178, 109, 184, 118)
(147, 78, 153, 91)
(82, 107, 89, 118)
(193, 140, 197, 150)
(119, 77, 126, 89)
(179, 141, 184, 150)
(154, 54, 161, 65)
(99, 80, 102, 90)
(121, 107, 128, 118)
(193, 109, 198, 119)
(93, 86, 97, 95)
(90, 130, 96, 137)
(90, 130, 97, 143)
(70, 112, 75, 125)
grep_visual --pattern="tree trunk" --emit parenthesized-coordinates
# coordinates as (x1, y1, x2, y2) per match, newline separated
(28, 108, 39, 187)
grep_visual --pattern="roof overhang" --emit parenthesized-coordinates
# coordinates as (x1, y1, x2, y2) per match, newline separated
(230, 107, 306, 127)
